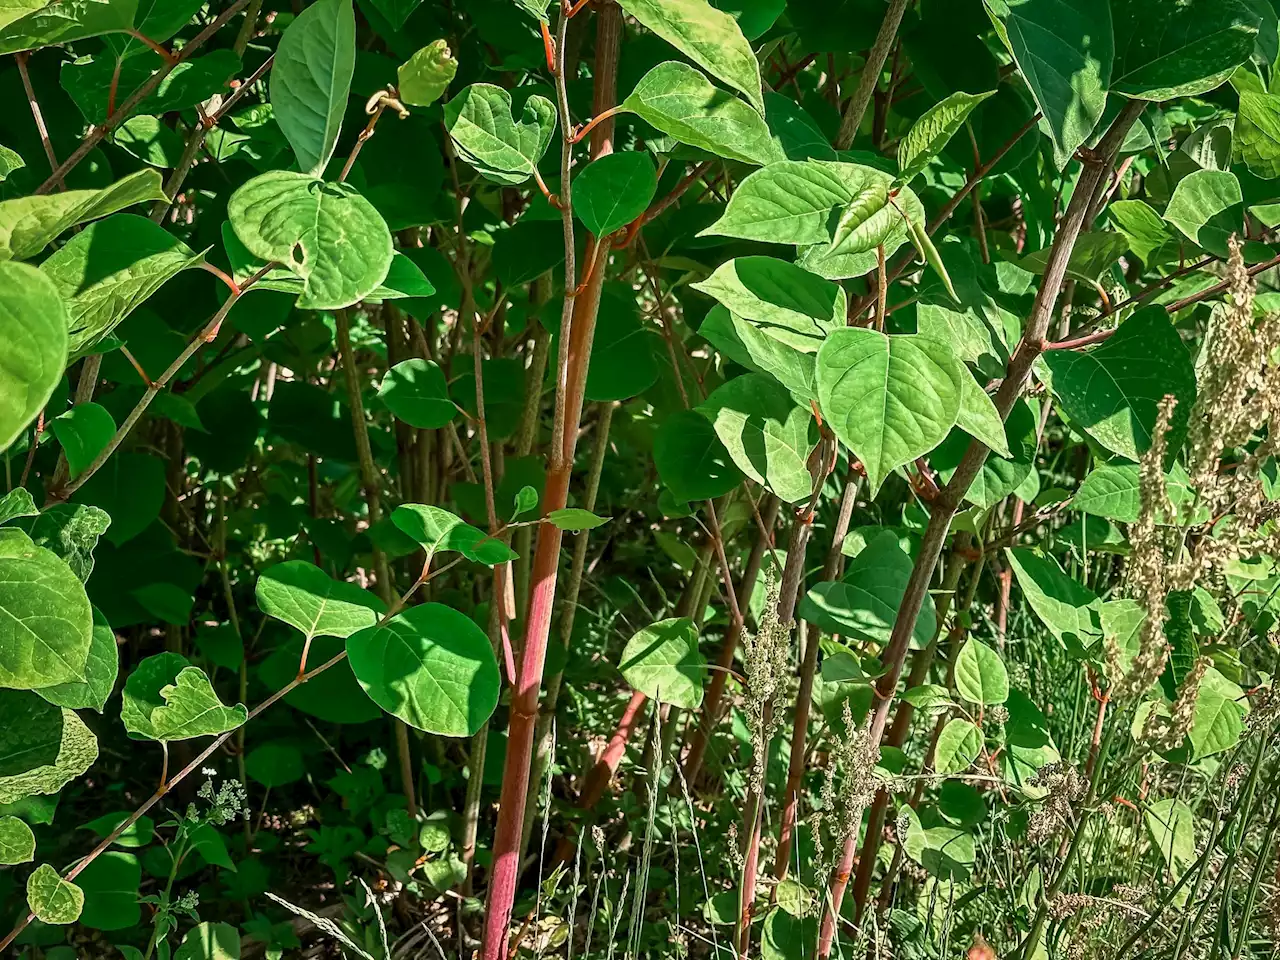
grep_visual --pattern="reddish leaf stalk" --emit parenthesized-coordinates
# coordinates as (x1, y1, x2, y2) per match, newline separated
(479, 6, 621, 957)
(816, 99, 1145, 957)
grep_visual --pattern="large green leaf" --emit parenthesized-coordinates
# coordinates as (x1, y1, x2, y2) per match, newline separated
(622, 62, 783, 166)
(617, 0, 763, 111)
(1112, 0, 1260, 99)
(77, 850, 141, 930)
(573, 152, 657, 237)
(0, 814, 35, 863)
(900, 805, 975, 879)
(49, 403, 115, 479)
(897, 90, 995, 182)
(255, 561, 384, 643)
(954, 639, 1008, 705)
(955, 369, 1011, 458)
(35, 607, 116, 712)
(697, 373, 816, 503)
(0, 0, 138, 55)
(692, 256, 844, 352)
(346, 602, 500, 736)
(173, 921, 241, 960)
(1186, 667, 1247, 759)
(816, 328, 964, 494)
(1109, 199, 1179, 266)
(935, 718, 983, 774)
(653, 408, 745, 502)
(62, 49, 241, 126)
(984, 0, 1112, 165)
(0, 169, 167, 262)
(1015, 231, 1130, 284)
(1234, 90, 1280, 179)
(0, 528, 92, 689)
(26, 862, 83, 925)
(701, 159, 864, 245)
(1145, 798, 1195, 872)
(443, 83, 556, 185)
(0, 260, 68, 452)
(120, 652, 248, 741)
(227, 171, 394, 310)
(618, 617, 705, 709)
(1161, 169, 1253, 258)
(378, 358, 455, 429)
(798, 530, 938, 649)
(1005, 547, 1100, 645)
(699, 305, 818, 402)
(270, 0, 355, 175)
(0, 690, 98, 804)
(1042, 306, 1197, 461)
(41, 214, 204, 361)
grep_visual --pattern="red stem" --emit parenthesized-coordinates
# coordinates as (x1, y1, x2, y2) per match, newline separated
(479, 8, 620, 958)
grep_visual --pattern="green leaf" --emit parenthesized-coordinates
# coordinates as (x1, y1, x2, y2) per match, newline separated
(618, 617, 705, 709)
(112, 114, 184, 168)
(798, 530, 938, 649)
(1145, 798, 1195, 872)
(1005, 547, 1101, 645)
(62, 49, 242, 126)
(271, 0, 355, 175)
(227, 171, 394, 310)
(617, 0, 764, 112)
(692, 256, 845, 352)
(378, 358, 454, 429)
(398, 39, 457, 107)
(0, 814, 34, 863)
(0, 143, 23, 181)
(0, 488, 37, 525)
(1234, 90, 1280, 179)
(0, 528, 93, 689)
(365, 0, 421, 30)
(255, 561, 384, 643)
(49, 404, 113, 480)
(984, 0, 1112, 165)
(82, 811, 153, 847)
(73, 451, 165, 545)
(816, 328, 964, 494)
(1109, 199, 1179, 267)
(0, 168, 167, 261)
(701, 159, 866, 245)
(26, 863, 83, 925)
(764, 90, 834, 161)
(36, 607, 117, 713)
(697, 372, 816, 503)
(573, 152, 657, 237)
(346, 602, 500, 736)
(0, 690, 98, 804)
(1042, 306, 1197, 461)
(0, 0, 139, 55)
(1162, 169, 1253, 257)
(1112, 0, 1260, 99)
(42, 214, 204, 361)
(762, 909, 818, 959)
(654, 408, 745, 502)
(1187, 667, 1247, 759)
(897, 90, 995, 182)
(955, 370, 1010, 458)
(1015, 231, 1130, 284)
(547, 508, 610, 531)
(0, 261, 68, 452)
(77, 850, 141, 930)
(120, 653, 248, 741)
(245, 741, 305, 787)
(621, 62, 783, 166)
(699, 305, 818, 403)
(391, 504, 516, 565)
(935, 718, 983, 774)
(954, 639, 1008, 705)
(174, 921, 241, 960)
(18, 503, 111, 582)
(444, 83, 556, 185)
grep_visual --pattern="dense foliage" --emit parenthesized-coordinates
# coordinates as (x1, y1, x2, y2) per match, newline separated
(1, 0, 1279, 958)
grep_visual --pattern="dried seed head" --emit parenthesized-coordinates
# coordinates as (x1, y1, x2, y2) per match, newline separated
(741, 567, 793, 797)
(1027, 761, 1086, 845)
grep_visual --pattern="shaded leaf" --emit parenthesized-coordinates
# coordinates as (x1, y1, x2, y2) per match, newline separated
(618, 617, 704, 709)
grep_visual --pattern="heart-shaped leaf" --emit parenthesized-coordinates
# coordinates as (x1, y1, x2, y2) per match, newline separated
(618, 617, 704, 709)
(255, 561, 384, 643)
(121, 653, 248, 741)
(444, 83, 556, 185)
